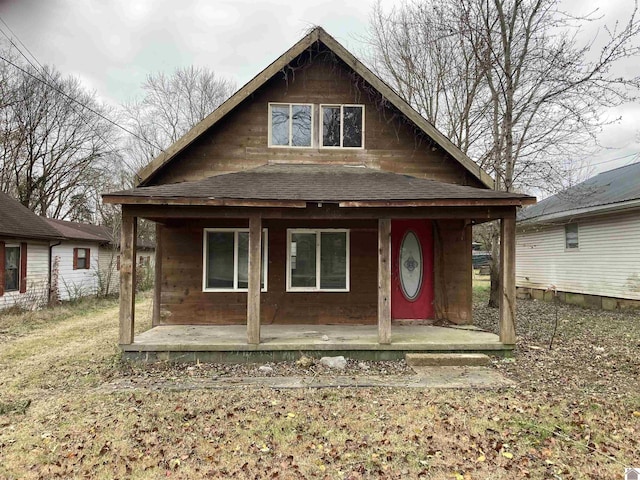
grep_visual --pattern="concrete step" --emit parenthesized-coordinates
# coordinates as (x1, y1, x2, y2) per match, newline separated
(405, 353, 491, 367)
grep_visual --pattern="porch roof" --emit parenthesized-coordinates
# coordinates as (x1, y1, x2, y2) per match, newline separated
(103, 164, 535, 208)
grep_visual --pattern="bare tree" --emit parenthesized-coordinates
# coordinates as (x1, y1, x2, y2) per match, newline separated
(0, 54, 118, 219)
(367, 0, 640, 306)
(123, 66, 236, 178)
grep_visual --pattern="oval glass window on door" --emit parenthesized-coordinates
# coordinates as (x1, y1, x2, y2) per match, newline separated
(399, 230, 422, 301)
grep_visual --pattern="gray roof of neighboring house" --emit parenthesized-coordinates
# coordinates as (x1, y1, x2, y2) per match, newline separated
(518, 162, 640, 223)
(0, 192, 64, 240)
(105, 164, 534, 205)
(45, 218, 155, 249)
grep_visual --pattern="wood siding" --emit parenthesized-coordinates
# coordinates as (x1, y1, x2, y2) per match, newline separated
(159, 219, 379, 325)
(149, 47, 483, 189)
(516, 211, 640, 300)
(0, 239, 49, 310)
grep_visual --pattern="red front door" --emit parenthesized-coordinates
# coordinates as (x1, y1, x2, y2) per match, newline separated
(391, 220, 434, 320)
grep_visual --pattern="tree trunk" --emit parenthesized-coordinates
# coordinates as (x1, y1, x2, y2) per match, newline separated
(488, 223, 500, 308)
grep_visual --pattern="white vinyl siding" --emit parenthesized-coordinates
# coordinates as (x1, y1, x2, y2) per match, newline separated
(516, 211, 640, 300)
(52, 242, 100, 301)
(98, 246, 120, 295)
(0, 240, 49, 310)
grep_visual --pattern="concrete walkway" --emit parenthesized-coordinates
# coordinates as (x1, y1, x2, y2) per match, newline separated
(100, 366, 515, 392)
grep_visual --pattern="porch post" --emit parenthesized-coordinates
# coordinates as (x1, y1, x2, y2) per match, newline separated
(378, 218, 392, 344)
(152, 222, 162, 327)
(499, 216, 516, 344)
(119, 212, 137, 345)
(247, 214, 262, 344)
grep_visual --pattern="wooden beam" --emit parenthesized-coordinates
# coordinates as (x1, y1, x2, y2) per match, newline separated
(152, 222, 162, 327)
(247, 215, 262, 344)
(378, 218, 391, 344)
(125, 204, 518, 222)
(102, 195, 308, 208)
(499, 217, 516, 344)
(119, 214, 137, 345)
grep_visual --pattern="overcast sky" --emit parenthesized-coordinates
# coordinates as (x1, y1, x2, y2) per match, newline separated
(0, 0, 638, 178)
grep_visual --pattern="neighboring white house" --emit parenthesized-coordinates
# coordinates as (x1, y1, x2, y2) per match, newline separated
(516, 163, 640, 309)
(0, 192, 64, 310)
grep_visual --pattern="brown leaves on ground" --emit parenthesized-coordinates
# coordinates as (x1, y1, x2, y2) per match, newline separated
(0, 292, 638, 479)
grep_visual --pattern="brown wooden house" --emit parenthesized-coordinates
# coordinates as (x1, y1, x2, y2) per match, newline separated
(103, 28, 535, 361)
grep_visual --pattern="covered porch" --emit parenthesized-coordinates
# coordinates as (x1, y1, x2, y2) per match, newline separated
(104, 165, 534, 360)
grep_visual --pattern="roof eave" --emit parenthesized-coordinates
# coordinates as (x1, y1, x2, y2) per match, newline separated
(517, 198, 640, 225)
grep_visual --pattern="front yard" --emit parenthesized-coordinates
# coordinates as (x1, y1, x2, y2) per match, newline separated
(0, 291, 638, 479)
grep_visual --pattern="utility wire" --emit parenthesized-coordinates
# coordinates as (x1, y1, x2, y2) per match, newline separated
(0, 24, 165, 154)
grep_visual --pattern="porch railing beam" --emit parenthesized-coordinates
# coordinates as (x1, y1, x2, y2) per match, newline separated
(499, 216, 516, 344)
(378, 218, 392, 344)
(119, 213, 137, 345)
(247, 214, 262, 344)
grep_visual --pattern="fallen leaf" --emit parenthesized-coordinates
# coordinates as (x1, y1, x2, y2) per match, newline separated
(501, 451, 513, 459)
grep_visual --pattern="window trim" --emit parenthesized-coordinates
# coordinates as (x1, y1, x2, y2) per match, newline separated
(564, 223, 579, 250)
(267, 102, 314, 148)
(202, 228, 269, 292)
(4, 244, 20, 292)
(73, 247, 90, 270)
(319, 104, 365, 149)
(286, 228, 350, 292)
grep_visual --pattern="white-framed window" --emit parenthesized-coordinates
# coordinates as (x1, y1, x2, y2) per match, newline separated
(203, 228, 268, 292)
(565, 223, 579, 250)
(268, 103, 313, 147)
(5, 244, 20, 292)
(320, 104, 364, 148)
(286, 229, 349, 292)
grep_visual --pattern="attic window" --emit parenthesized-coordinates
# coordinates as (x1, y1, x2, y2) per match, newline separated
(321, 104, 364, 148)
(565, 224, 579, 249)
(269, 103, 312, 147)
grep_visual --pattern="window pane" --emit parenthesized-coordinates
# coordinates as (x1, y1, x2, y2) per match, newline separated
(291, 233, 316, 287)
(343, 106, 363, 147)
(271, 105, 289, 146)
(565, 224, 578, 249)
(322, 106, 341, 147)
(5, 247, 19, 291)
(291, 105, 311, 146)
(320, 232, 347, 289)
(237, 232, 248, 289)
(207, 232, 234, 288)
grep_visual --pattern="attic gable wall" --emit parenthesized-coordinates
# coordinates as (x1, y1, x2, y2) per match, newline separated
(148, 44, 483, 188)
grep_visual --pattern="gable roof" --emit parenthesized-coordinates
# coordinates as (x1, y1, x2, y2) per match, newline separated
(0, 192, 63, 240)
(105, 164, 534, 207)
(518, 162, 640, 224)
(45, 218, 112, 243)
(136, 27, 495, 189)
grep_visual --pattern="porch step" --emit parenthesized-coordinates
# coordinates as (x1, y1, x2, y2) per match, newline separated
(405, 353, 491, 367)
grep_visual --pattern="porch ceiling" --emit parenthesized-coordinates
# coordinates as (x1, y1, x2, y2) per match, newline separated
(103, 164, 535, 208)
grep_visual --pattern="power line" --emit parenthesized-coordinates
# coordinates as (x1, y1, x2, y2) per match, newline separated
(0, 24, 165, 154)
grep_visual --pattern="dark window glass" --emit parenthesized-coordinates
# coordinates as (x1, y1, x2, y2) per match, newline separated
(322, 106, 341, 147)
(565, 224, 578, 249)
(320, 232, 347, 289)
(343, 106, 363, 147)
(290, 233, 317, 288)
(77, 248, 88, 269)
(5, 246, 19, 291)
(207, 232, 234, 288)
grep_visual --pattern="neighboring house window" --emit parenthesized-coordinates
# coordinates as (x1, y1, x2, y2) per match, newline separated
(287, 229, 349, 292)
(73, 248, 90, 269)
(321, 104, 364, 148)
(139, 255, 150, 267)
(5, 245, 20, 292)
(203, 228, 268, 291)
(565, 224, 579, 249)
(269, 103, 313, 147)
(116, 255, 120, 271)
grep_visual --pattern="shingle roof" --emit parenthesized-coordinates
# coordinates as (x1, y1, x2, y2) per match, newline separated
(518, 162, 640, 223)
(105, 164, 534, 205)
(45, 218, 112, 242)
(0, 192, 64, 240)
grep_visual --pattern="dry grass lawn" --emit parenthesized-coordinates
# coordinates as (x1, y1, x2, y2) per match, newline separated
(0, 291, 638, 479)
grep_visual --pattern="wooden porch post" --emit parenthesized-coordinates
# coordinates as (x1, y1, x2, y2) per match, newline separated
(499, 217, 516, 344)
(378, 218, 391, 344)
(247, 215, 262, 344)
(152, 222, 162, 327)
(119, 213, 137, 345)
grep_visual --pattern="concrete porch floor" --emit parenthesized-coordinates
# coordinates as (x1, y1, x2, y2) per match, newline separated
(121, 324, 512, 362)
